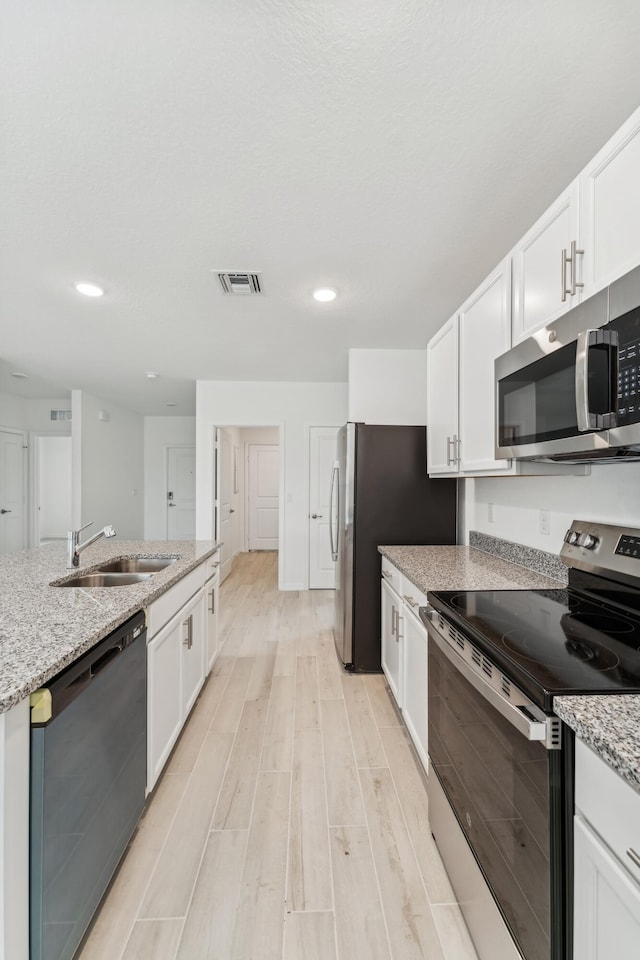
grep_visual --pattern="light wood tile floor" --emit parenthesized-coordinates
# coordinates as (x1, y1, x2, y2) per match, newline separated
(79, 551, 478, 960)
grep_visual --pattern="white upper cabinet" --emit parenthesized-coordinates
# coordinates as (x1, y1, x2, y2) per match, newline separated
(512, 178, 580, 344)
(459, 257, 512, 473)
(427, 259, 512, 477)
(580, 106, 640, 298)
(426, 314, 459, 474)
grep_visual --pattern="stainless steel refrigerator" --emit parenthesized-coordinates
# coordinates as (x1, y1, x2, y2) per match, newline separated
(330, 423, 456, 672)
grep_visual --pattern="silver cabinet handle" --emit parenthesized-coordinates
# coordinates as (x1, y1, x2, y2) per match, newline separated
(627, 848, 640, 870)
(391, 605, 397, 636)
(208, 589, 215, 614)
(447, 435, 460, 466)
(446, 436, 454, 466)
(403, 594, 418, 608)
(311, 513, 323, 519)
(183, 614, 193, 649)
(569, 239, 584, 297)
(382, 569, 393, 580)
(561, 247, 569, 302)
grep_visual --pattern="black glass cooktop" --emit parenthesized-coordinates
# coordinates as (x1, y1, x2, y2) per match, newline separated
(428, 584, 640, 710)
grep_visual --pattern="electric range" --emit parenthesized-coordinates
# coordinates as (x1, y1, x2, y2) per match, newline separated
(422, 519, 640, 960)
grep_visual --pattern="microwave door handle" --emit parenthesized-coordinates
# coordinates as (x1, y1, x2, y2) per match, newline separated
(575, 329, 619, 432)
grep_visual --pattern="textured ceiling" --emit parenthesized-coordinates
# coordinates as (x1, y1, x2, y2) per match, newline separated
(2, 0, 640, 414)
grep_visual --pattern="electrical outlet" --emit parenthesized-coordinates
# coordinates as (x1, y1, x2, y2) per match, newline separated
(539, 509, 550, 536)
(488, 502, 495, 523)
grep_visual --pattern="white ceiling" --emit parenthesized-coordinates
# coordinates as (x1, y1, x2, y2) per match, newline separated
(2, 0, 640, 415)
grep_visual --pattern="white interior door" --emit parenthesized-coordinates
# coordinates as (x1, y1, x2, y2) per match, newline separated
(167, 445, 196, 539)
(247, 444, 279, 551)
(308, 426, 339, 588)
(37, 436, 72, 542)
(0, 429, 26, 555)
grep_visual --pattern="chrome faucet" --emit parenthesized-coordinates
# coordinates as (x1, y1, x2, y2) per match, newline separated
(67, 522, 117, 568)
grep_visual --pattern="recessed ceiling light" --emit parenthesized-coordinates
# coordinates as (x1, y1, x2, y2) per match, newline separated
(75, 281, 104, 297)
(10, 371, 28, 379)
(312, 288, 337, 302)
(145, 372, 159, 379)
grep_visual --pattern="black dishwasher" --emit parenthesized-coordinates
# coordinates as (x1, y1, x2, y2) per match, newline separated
(30, 611, 147, 960)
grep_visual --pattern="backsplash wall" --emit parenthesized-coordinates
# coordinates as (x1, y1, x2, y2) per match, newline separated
(465, 461, 640, 554)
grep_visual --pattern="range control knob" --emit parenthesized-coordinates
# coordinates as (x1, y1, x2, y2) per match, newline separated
(579, 533, 599, 550)
(565, 530, 580, 545)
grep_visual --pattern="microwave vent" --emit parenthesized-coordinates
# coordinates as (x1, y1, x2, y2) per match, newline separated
(217, 272, 262, 295)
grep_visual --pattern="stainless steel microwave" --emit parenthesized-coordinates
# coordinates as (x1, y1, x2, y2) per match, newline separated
(495, 265, 640, 462)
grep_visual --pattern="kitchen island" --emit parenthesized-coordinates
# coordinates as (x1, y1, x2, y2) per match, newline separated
(0, 537, 221, 960)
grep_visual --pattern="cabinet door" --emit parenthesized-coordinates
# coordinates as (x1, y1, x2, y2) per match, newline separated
(147, 616, 183, 791)
(512, 179, 580, 343)
(459, 257, 512, 473)
(427, 314, 459, 475)
(580, 106, 640, 298)
(574, 815, 640, 960)
(206, 575, 219, 674)
(182, 589, 206, 719)
(401, 608, 428, 771)
(381, 578, 403, 707)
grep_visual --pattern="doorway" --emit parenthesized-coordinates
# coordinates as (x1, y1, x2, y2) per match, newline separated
(0, 427, 26, 554)
(36, 435, 72, 544)
(166, 445, 195, 539)
(214, 426, 280, 583)
(308, 426, 339, 589)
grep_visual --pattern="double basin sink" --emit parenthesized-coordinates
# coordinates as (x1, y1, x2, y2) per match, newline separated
(55, 557, 177, 588)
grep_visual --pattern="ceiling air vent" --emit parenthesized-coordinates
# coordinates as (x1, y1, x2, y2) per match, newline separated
(217, 272, 262, 295)
(50, 410, 72, 421)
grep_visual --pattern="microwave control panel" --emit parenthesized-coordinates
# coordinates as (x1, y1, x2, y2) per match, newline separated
(610, 306, 640, 423)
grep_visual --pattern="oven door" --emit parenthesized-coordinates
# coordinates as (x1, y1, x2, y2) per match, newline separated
(427, 619, 566, 960)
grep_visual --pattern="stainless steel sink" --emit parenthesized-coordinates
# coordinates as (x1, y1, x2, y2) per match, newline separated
(97, 557, 177, 574)
(54, 572, 152, 588)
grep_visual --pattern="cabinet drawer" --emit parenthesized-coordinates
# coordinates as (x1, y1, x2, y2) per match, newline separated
(380, 558, 401, 594)
(147, 564, 206, 637)
(399, 575, 428, 614)
(575, 739, 640, 885)
(205, 551, 221, 581)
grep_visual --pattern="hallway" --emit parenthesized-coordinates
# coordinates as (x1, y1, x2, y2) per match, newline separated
(80, 551, 477, 959)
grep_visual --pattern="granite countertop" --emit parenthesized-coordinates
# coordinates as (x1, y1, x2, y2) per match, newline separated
(0, 538, 221, 714)
(554, 696, 640, 794)
(378, 544, 563, 593)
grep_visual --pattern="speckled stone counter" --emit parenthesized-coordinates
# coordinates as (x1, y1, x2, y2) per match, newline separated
(377, 544, 563, 594)
(555, 696, 640, 794)
(0, 538, 221, 714)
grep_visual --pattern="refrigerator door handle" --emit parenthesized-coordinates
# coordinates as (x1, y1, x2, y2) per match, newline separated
(329, 462, 339, 561)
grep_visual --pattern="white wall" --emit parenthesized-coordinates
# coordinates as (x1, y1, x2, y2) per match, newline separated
(144, 416, 196, 539)
(348, 349, 427, 425)
(196, 381, 347, 589)
(0, 393, 71, 435)
(72, 389, 144, 538)
(467, 462, 640, 554)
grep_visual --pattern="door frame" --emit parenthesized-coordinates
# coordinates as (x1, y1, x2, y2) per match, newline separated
(163, 443, 196, 540)
(0, 426, 28, 552)
(211, 423, 284, 581)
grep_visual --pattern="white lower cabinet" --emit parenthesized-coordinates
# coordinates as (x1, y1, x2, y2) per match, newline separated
(574, 816, 640, 960)
(573, 739, 640, 959)
(381, 576, 403, 708)
(147, 565, 211, 792)
(381, 560, 429, 772)
(401, 604, 428, 770)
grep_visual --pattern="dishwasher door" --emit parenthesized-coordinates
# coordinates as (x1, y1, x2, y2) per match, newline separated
(30, 611, 147, 960)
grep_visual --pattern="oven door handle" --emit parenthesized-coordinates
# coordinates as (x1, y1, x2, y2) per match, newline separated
(428, 624, 555, 746)
(575, 328, 618, 432)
